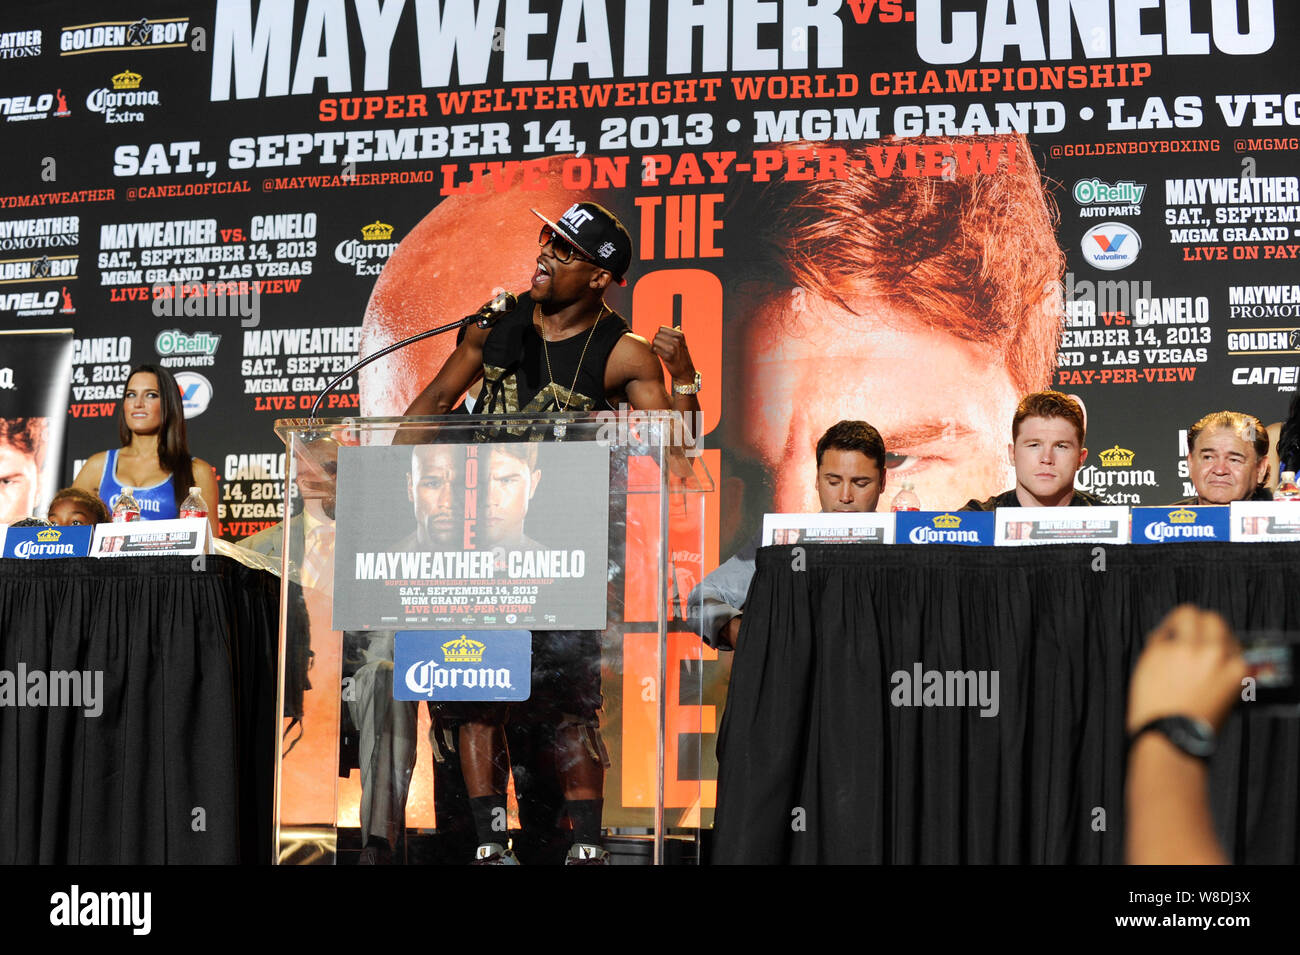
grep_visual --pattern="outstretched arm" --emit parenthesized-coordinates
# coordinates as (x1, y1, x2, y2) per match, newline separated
(397, 322, 490, 444)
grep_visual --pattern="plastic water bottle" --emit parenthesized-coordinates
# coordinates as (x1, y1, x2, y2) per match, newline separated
(113, 487, 141, 523)
(890, 482, 921, 512)
(180, 486, 208, 519)
(1277, 471, 1300, 502)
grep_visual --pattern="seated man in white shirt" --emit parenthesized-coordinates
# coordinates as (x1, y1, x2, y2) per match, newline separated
(688, 420, 887, 651)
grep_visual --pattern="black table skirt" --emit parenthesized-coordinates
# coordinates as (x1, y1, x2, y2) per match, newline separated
(713, 542, 1300, 864)
(0, 556, 279, 864)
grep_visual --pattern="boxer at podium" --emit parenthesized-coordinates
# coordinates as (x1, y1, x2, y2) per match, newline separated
(401, 201, 701, 865)
(1173, 411, 1273, 506)
(961, 391, 1103, 511)
(688, 420, 888, 652)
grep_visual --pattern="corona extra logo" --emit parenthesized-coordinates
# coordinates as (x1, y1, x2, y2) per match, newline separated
(111, 69, 141, 89)
(361, 220, 393, 241)
(1099, 445, 1136, 467)
(1169, 508, 1197, 524)
(932, 513, 961, 529)
(441, 636, 486, 663)
(36, 527, 61, 542)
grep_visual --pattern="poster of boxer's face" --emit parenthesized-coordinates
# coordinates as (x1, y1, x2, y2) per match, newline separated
(331, 441, 610, 630)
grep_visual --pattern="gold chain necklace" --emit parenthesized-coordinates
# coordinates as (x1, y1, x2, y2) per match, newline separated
(540, 305, 606, 413)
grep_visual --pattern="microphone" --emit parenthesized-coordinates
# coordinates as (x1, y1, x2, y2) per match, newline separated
(308, 291, 519, 422)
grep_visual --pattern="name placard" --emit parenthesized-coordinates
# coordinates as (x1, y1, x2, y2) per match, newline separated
(1132, 505, 1230, 544)
(1229, 501, 1300, 542)
(1, 524, 94, 559)
(895, 511, 994, 546)
(994, 506, 1131, 546)
(91, 518, 211, 557)
(761, 512, 895, 546)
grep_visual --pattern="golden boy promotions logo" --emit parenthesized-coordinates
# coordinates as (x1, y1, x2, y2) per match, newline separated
(60, 17, 189, 54)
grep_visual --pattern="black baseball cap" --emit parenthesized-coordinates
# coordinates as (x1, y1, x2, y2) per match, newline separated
(532, 202, 633, 286)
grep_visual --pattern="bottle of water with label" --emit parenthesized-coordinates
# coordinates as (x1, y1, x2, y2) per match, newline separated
(1277, 471, 1300, 502)
(180, 486, 208, 519)
(890, 482, 921, 512)
(113, 487, 141, 523)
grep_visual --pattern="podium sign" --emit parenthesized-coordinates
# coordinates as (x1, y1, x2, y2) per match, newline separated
(332, 442, 610, 631)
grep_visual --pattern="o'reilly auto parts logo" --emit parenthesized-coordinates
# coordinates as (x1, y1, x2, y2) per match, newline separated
(335, 221, 398, 277)
(1073, 178, 1146, 216)
(394, 630, 531, 702)
(1082, 222, 1141, 271)
(85, 70, 159, 124)
(156, 329, 219, 369)
(60, 17, 189, 54)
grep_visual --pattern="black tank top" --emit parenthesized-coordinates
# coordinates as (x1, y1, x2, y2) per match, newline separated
(479, 293, 630, 422)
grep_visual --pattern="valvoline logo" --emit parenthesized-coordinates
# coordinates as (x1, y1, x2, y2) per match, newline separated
(1082, 222, 1141, 271)
(174, 370, 211, 418)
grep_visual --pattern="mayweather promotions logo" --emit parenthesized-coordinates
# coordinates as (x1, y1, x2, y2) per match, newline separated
(85, 70, 159, 123)
(60, 17, 189, 54)
(0, 29, 41, 59)
(334, 220, 398, 277)
(0, 216, 80, 252)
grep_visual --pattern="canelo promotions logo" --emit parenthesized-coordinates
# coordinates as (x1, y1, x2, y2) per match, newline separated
(85, 70, 159, 123)
(334, 220, 398, 277)
(0, 88, 71, 122)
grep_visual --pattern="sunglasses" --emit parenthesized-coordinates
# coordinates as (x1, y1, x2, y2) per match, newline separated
(539, 225, 594, 265)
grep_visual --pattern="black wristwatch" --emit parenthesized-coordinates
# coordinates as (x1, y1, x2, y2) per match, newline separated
(1128, 715, 1217, 760)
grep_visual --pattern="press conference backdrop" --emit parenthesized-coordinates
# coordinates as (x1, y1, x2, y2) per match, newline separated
(3, 1, 1299, 825)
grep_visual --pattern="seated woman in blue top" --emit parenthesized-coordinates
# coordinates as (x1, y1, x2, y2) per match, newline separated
(72, 363, 220, 538)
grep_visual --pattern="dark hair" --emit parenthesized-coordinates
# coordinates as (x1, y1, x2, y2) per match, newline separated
(1279, 394, 1300, 473)
(0, 416, 48, 468)
(117, 363, 192, 512)
(816, 420, 886, 471)
(50, 486, 110, 524)
(1188, 411, 1269, 461)
(1013, 391, 1086, 444)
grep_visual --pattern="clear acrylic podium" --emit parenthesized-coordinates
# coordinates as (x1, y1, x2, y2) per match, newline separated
(272, 412, 712, 865)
